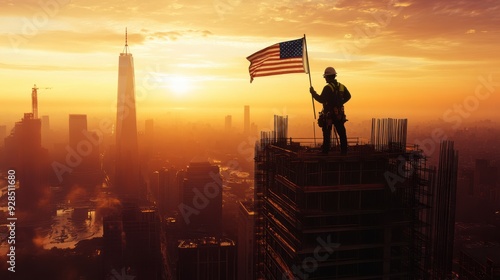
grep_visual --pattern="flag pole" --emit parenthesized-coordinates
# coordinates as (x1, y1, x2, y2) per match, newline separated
(303, 34, 316, 119)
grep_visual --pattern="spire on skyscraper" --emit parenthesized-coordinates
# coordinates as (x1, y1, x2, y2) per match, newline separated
(123, 27, 129, 54)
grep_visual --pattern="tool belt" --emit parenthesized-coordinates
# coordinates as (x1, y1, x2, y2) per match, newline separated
(318, 106, 346, 128)
(318, 111, 331, 128)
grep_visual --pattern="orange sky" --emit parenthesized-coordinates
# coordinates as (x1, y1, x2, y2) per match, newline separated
(1, 0, 499, 134)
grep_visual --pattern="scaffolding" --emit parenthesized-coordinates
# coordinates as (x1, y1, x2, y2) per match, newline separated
(254, 117, 458, 280)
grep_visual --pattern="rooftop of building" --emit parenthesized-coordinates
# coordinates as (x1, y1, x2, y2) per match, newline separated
(257, 117, 418, 160)
(258, 138, 423, 161)
(255, 136, 433, 193)
(178, 237, 236, 249)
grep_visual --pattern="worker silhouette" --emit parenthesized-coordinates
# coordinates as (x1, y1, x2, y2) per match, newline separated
(310, 67, 351, 155)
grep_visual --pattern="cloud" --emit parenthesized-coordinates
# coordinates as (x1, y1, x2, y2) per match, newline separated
(0, 62, 113, 71)
(2, 0, 499, 79)
(3, 29, 146, 53)
(148, 30, 213, 41)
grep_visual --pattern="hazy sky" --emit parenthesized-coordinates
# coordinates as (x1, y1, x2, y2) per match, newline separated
(1, 0, 499, 130)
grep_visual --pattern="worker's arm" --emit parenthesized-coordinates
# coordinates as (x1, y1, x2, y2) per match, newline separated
(310, 86, 329, 103)
(343, 87, 351, 104)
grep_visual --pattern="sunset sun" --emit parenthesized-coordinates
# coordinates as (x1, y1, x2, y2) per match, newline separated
(165, 75, 192, 97)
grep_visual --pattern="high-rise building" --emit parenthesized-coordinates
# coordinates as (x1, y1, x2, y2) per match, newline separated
(225, 115, 232, 132)
(0, 125, 6, 148)
(114, 30, 142, 200)
(102, 213, 124, 272)
(159, 166, 179, 214)
(250, 122, 258, 136)
(181, 160, 222, 237)
(69, 114, 87, 148)
(244, 105, 250, 134)
(67, 114, 100, 188)
(253, 117, 459, 280)
(40, 115, 52, 151)
(41, 115, 50, 128)
(103, 203, 163, 279)
(4, 113, 49, 221)
(122, 204, 162, 279)
(177, 237, 237, 280)
(238, 200, 255, 280)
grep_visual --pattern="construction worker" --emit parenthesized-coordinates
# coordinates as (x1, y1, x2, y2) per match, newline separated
(310, 67, 351, 155)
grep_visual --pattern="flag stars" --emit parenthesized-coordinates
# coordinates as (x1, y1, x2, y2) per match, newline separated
(280, 39, 303, 59)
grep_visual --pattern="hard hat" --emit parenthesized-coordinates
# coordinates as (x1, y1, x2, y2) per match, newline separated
(323, 67, 337, 77)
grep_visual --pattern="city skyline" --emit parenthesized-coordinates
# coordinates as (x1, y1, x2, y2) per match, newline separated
(1, 1, 500, 279)
(1, 0, 500, 131)
(0, 107, 498, 278)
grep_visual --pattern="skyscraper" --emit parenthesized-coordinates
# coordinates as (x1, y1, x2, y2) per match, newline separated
(41, 115, 50, 128)
(68, 114, 100, 187)
(244, 105, 250, 134)
(225, 115, 232, 132)
(4, 113, 49, 218)
(115, 29, 142, 200)
(103, 203, 163, 279)
(69, 114, 87, 148)
(177, 237, 237, 280)
(253, 117, 459, 280)
(40, 115, 52, 150)
(0, 125, 6, 148)
(159, 166, 179, 214)
(181, 160, 222, 237)
(237, 200, 255, 280)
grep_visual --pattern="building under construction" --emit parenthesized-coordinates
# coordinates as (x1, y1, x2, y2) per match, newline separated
(253, 117, 458, 280)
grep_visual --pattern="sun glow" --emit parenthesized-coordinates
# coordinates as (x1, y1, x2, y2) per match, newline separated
(165, 75, 192, 97)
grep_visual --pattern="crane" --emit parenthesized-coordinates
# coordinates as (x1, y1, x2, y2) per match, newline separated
(32, 84, 51, 119)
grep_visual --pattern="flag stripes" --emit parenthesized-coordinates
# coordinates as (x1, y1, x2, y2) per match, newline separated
(247, 38, 307, 82)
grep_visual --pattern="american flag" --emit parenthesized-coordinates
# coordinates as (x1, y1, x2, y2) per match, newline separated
(247, 37, 308, 83)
